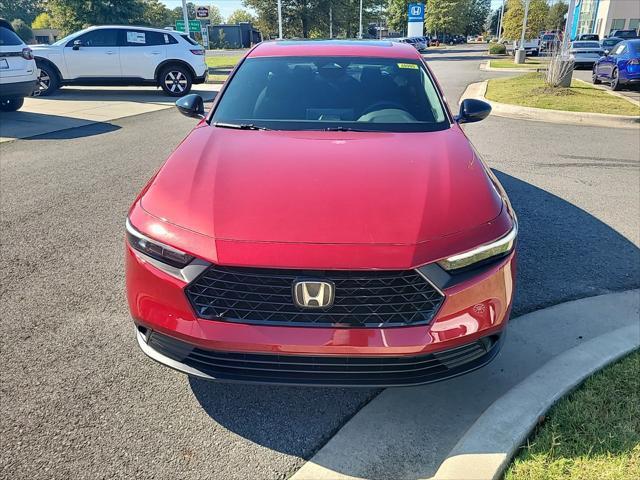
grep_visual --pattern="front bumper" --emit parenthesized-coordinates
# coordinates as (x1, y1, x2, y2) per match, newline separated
(127, 241, 516, 385)
(137, 328, 504, 387)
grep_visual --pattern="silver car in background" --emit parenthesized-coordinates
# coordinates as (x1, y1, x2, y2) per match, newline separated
(569, 41, 604, 68)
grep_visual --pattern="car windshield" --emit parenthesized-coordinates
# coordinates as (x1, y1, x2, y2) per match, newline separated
(542, 35, 556, 40)
(573, 42, 600, 48)
(212, 56, 449, 132)
(52, 29, 85, 46)
(603, 38, 621, 46)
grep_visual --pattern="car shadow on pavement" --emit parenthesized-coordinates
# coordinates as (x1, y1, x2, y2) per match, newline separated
(189, 378, 379, 458)
(188, 170, 639, 470)
(0, 111, 121, 141)
(494, 170, 640, 316)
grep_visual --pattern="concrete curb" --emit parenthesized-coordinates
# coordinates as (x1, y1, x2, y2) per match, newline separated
(460, 80, 640, 129)
(479, 60, 545, 73)
(433, 324, 640, 480)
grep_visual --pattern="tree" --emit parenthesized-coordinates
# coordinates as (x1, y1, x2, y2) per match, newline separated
(487, 8, 501, 36)
(424, 0, 467, 35)
(243, 0, 385, 39)
(227, 9, 257, 25)
(501, 0, 548, 41)
(386, 0, 408, 34)
(545, 0, 567, 31)
(32, 12, 52, 29)
(207, 5, 224, 25)
(0, 1, 43, 26)
(138, 0, 174, 28)
(11, 18, 34, 42)
(462, 0, 491, 36)
(47, 0, 145, 34)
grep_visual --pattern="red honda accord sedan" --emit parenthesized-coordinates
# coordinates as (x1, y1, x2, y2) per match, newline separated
(126, 40, 517, 387)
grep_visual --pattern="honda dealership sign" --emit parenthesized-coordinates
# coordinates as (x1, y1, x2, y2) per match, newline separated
(407, 3, 425, 37)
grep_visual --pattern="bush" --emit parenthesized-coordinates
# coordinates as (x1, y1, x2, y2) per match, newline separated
(489, 42, 507, 55)
(11, 19, 33, 43)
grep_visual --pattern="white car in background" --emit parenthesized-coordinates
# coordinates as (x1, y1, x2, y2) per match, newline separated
(31, 25, 208, 97)
(0, 18, 37, 111)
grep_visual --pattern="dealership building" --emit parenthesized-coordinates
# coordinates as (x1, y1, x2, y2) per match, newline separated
(570, 0, 640, 39)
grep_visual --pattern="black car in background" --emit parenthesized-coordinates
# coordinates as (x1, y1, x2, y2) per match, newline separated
(610, 29, 639, 40)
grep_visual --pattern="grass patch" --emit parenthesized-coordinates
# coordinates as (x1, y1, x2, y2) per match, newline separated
(205, 55, 242, 69)
(505, 351, 640, 480)
(489, 58, 549, 69)
(485, 73, 640, 116)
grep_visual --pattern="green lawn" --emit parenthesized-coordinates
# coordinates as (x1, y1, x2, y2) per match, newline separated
(485, 73, 640, 116)
(505, 351, 640, 480)
(205, 55, 242, 69)
(489, 58, 549, 69)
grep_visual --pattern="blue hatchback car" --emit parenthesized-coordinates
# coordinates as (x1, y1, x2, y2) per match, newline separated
(592, 39, 640, 90)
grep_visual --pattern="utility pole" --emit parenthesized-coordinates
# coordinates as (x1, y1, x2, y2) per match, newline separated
(358, 0, 363, 39)
(515, 0, 530, 64)
(329, 3, 333, 39)
(181, 0, 189, 36)
(277, 0, 283, 39)
(497, 0, 505, 41)
(563, 0, 577, 53)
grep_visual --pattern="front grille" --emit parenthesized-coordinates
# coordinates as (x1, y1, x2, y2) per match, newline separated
(185, 266, 444, 328)
(147, 332, 500, 386)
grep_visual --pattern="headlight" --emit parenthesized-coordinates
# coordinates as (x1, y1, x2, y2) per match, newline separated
(126, 219, 194, 268)
(438, 223, 517, 271)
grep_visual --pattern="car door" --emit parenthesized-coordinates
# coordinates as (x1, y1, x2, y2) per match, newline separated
(601, 43, 625, 78)
(118, 29, 167, 81)
(63, 28, 120, 79)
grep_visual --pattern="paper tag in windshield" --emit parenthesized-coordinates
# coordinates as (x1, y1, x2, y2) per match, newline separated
(397, 63, 418, 70)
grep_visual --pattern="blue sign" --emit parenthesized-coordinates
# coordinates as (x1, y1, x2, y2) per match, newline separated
(408, 3, 425, 23)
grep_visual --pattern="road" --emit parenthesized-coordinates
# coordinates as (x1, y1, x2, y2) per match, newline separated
(1, 44, 638, 480)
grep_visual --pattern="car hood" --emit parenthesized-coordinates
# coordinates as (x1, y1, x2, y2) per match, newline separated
(141, 125, 503, 246)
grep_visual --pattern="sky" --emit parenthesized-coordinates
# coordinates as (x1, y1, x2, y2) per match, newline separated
(159, 1, 510, 24)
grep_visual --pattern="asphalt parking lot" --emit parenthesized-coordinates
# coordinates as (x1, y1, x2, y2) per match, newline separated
(1, 44, 638, 479)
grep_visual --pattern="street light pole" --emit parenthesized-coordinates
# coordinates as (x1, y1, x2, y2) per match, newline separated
(329, 3, 333, 39)
(277, 0, 283, 39)
(358, 0, 363, 39)
(515, 0, 530, 64)
(497, 0, 505, 41)
(181, 0, 189, 36)
(563, 0, 577, 53)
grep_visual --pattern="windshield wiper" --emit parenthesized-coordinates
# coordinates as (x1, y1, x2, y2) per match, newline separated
(214, 122, 271, 131)
(323, 126, 369, 132)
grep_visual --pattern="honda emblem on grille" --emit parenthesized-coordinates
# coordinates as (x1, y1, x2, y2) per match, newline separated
(293, 280, 335, 309)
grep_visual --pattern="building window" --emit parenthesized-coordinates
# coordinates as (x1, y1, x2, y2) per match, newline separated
(630, 19, 640, 33)
(610, 19, 626, 34)
(35, 35, 49, 44)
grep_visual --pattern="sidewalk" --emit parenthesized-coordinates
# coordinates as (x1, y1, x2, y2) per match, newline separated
(0, 84, 220, 142)
(291, 290, 640, 480)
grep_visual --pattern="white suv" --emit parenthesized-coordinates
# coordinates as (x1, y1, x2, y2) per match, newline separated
(31, 25, 208, 97)
(0, 19, 37, 111)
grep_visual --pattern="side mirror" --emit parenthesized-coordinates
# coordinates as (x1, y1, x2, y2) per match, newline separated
(72, 39, 82, 50)
(604, 49, 610, 56)
(175, 94, 205, 119)
(455, 99, 491, 124)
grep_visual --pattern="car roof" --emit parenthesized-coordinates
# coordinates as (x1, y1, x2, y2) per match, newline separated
(248, 40, 421, 59)
(83, 25, 180, 34)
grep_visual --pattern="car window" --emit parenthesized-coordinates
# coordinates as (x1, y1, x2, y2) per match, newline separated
(180, 34, 199, 46)
(123, 30, 172, 46)
(70, 29, 118, 47)
(611, 43, 626, 55)
(0, 26, 23, 46)
(573, 42, 600, 48)
(212, 56, 448, 132)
